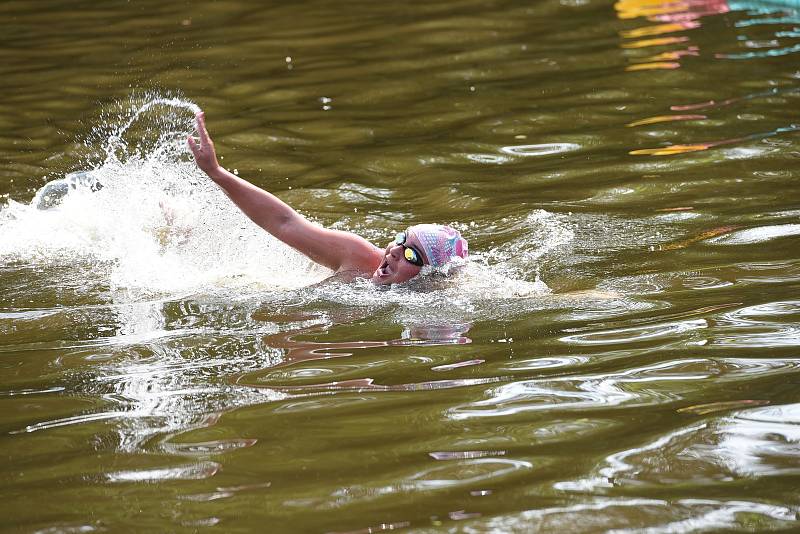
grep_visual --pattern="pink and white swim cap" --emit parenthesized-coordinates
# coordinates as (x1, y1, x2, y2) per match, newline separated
(406, 224, 468, 268)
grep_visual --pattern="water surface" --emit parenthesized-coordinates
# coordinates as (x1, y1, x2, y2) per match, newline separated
(2, 0, 800, 531)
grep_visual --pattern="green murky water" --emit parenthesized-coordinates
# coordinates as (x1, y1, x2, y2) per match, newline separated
(2, 0, 800, 531)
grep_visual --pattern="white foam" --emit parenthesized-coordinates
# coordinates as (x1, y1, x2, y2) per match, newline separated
(0, 96, 329, 298)
(0, 95, 579, 311)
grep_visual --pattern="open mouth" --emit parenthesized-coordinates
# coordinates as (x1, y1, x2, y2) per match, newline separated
(376, 257, 393, 278)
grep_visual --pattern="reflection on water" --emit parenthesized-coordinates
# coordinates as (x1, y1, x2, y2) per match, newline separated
(558, 402, 800, 491)
(2, 0, 800, 531)
(618, 0, 800, 156)
(617, 0, 800, 69)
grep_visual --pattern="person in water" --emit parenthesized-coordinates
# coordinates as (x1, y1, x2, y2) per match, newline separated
(188, 112, 468, 285)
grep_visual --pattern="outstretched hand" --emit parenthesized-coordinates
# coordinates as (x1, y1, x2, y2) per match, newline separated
(183, 111, 382, 276)
(188, 112, 221, 176)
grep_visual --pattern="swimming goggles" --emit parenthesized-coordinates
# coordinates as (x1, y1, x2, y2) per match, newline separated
(394, 232, 425, 267)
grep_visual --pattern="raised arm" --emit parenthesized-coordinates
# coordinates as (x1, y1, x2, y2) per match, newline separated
(188, 112, 381, 274)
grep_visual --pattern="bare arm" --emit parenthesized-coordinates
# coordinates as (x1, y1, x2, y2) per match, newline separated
(188, 112, 381, 273)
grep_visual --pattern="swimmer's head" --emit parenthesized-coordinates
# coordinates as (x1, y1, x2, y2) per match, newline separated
(371, 224, 468, 285)
(408, 224, 468, 268)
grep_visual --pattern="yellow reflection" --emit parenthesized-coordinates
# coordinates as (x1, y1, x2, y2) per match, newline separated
(615, 0, 692, 19)
(661, 225, 738, 250)
(627, 114, 706, 126)
(615, 0, 725, 73)
(633, 47, 700, 62)
(626, 61, 681, 70)
(616, 0, 742, 155)
(621, 22, 696, 38)
(622, 36, 690, 48)
(630, 144, 711, 155)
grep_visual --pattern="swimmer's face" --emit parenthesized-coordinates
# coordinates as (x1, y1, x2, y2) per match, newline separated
(371, 231, 427, 285)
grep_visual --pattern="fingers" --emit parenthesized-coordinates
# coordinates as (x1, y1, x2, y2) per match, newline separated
(196, 111, 211, 147)
(187, 135, 199, 155)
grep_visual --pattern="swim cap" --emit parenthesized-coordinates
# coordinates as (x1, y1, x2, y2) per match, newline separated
(406, 224, 468, 268)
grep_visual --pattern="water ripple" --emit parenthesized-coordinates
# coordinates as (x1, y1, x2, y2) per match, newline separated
(709, 224, 800, 245)
(499, 143, 580, 156)
(560, 318, 708, 346)
(472, 498, 798, 532)
(449, 357, 800, 419)
(106, 461, 220, 482)
(557, 402, 800, 495)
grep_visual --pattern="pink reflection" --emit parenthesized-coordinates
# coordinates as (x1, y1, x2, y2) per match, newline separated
(671, 96, 740, 111)
(617, 0, 731, 72)
(616, 0, 729, 22)
(240, 314, 475, 392)
(248, 315, 471, 371)
(627, 114, 706, 127)
(652, 0, 730, 22)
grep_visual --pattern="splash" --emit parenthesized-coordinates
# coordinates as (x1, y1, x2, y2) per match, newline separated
(0, 94, 576, 314)
(290, 210, 580, 325)
(0, 95, 329, 297)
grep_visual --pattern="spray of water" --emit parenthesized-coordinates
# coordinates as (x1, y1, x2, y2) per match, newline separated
(0, 93, 584, 316)
(0, 95, 329, 298)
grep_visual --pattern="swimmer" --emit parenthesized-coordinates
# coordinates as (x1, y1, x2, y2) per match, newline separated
(188, 112, 467, 285)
